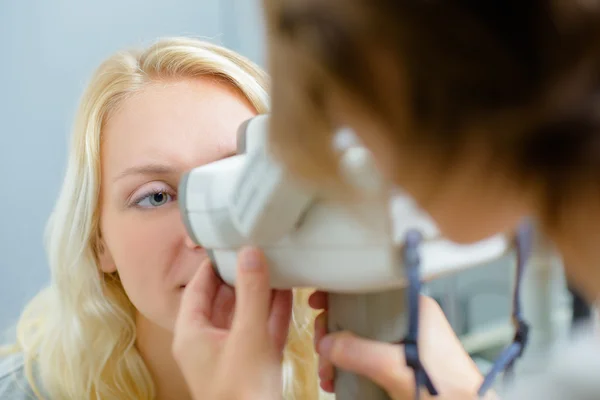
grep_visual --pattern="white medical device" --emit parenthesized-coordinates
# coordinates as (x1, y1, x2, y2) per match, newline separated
(178, 114, 509, 291)
(178, 114, 526, 399)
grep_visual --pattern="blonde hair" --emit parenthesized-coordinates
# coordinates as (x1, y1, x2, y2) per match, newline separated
(3, 37, 321, 400)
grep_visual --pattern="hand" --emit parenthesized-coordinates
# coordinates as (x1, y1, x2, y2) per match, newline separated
(310, 291, 487, 399)
(172, 247, 292, 400)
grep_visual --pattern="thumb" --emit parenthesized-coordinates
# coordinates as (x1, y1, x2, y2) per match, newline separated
(231, 247, 273, 336)
(318, 331, 412, 390)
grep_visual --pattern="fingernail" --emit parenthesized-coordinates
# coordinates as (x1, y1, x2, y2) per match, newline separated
(319, 335, 334, 356)
(241, 247, 261, 270)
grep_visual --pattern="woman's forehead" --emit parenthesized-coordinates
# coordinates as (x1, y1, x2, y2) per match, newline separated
(100, 79, 256, 177)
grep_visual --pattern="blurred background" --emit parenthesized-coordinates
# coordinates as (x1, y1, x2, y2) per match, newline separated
(0, 0, 586, 378)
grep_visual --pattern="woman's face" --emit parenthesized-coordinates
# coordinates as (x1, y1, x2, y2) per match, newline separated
(97, 78, 256, 331)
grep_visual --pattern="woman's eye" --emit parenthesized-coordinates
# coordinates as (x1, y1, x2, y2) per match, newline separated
(136, 191, 174, 208)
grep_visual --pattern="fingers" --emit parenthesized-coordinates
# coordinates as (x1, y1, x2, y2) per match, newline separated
(317, 331, 412, 391)
(231, 247, 273, 337)
(314, 311, 335, 392)
(176, 258, 220, 329)
(268, 289, 293, 354)
(173, 258, 222, 369)
(311, 294, 334, 392)
(320, 378, 334, 393)
(313, 310, 328, 348)
(211, 284, 236, 329)
(308, 290, 328, 310)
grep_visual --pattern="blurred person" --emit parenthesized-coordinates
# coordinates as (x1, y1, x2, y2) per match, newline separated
(257, 0, 600, 399)
(263, 0, 600, 298)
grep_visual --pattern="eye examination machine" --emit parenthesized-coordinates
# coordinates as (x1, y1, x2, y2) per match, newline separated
(178, 114, 532, 399)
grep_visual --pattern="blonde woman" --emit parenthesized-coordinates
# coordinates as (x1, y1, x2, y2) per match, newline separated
(0, 37, 324, 400)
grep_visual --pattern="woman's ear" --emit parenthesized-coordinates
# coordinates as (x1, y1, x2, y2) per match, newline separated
(98, 240, 117, 273)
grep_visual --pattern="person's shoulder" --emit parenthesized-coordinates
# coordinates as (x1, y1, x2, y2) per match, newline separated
(0, 352, 39, 399)
(503, 325, 600, 400)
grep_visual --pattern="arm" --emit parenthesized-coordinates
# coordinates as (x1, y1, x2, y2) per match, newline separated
(315, 296, 600, 400)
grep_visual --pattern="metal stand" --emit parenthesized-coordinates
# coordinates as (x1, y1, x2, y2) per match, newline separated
(326, 231, 437, 400)
(328, 290, 407, 400)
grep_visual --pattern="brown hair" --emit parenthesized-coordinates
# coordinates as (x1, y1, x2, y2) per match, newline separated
(263, 0, 600, 228)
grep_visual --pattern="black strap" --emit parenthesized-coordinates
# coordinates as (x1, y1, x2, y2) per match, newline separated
(401, 230, 439, 399)
(477, 221, 533, 397)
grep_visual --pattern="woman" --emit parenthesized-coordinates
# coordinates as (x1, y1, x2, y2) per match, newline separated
(0, 37, 323, 400)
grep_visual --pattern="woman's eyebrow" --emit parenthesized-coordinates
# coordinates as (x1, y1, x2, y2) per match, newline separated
(113, 163, 178, 183)
(112, 151, 238, 183)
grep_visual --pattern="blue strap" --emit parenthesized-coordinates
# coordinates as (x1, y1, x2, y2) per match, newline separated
(401, 223, 532, 399)
(477, 222, 533, 397)
(401, 230, 439, 399)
